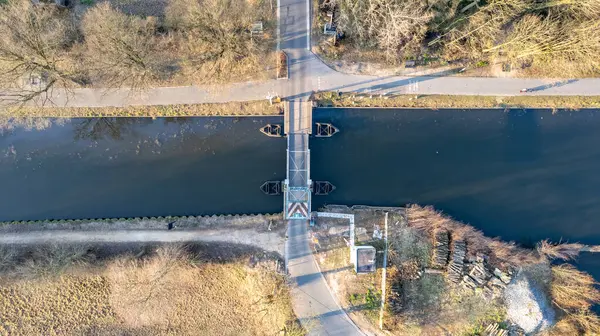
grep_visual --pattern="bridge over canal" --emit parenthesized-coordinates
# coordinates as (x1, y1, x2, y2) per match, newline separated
(283, 100, 313, 220)
(281, 100, 363, 335)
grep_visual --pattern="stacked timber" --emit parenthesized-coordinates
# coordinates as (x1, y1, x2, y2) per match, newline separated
(447, 240, 467, 283)
(484, 323, 508, 336)
(431, 229, 450, 269)
(468, 261, 492, 286)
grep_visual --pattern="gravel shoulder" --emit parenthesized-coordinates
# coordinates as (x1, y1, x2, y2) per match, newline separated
(0, 214, 286, 256)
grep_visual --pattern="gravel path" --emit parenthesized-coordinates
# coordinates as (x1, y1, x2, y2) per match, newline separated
(0, 229, 285, 256)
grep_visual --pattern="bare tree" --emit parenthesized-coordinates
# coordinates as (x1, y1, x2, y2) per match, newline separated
(338, 0, 434, 61)
(165, 0, 266, 81)
(440, 0, 530, 60)
(477, 13, 600, 74)
(82, 2, 164, 91)
(0, 0, 81, 107)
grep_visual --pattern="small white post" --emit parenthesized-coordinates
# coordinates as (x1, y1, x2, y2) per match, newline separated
(379, 212, 389, 330)
(349, 214, 355, 264)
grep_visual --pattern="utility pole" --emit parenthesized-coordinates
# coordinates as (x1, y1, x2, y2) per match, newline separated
(379, 212, 389, 330)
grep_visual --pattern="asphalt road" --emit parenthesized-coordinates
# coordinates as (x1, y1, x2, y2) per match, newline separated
(32, 65, 600, 108)
(280, 0, 363, 334)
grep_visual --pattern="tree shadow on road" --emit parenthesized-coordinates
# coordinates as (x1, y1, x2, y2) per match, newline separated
(526, 79, 578, 92)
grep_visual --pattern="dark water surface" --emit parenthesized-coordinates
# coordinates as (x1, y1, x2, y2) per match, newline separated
(0, 117, 286, 220)
(0, 109, 599, 282)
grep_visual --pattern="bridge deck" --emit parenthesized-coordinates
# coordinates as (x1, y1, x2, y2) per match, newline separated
(284, 100, 312, 219)
(284, 101, 312, 135)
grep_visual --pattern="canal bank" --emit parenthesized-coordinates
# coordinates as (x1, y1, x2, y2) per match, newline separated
(1, 109, 600, 283)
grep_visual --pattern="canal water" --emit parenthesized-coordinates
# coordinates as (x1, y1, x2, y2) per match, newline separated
(0, 109, 599, 283)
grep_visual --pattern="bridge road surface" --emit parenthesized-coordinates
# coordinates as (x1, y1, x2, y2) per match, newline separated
(280, 0, 364, 334)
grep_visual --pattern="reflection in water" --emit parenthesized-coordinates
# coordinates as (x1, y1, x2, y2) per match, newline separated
(0, 116, 286, 221)
(73, 118, 152, 140)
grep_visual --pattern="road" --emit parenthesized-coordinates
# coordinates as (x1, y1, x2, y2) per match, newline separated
(36, 65, 600, 108)
(280, 0, 363, 334)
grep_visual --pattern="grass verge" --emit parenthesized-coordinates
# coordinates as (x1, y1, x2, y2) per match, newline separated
(0, 243, 300, 336)
(3, 101, 281, 118)
(314, 92, 600, 110)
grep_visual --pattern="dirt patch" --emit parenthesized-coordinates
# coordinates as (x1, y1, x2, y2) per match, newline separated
(0, 243, 300, 336)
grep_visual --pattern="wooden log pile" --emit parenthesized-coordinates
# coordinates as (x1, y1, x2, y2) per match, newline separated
(431, 229, 450, 269)
(460, 257, 513, 299)
(447, 240, 467, 283)
(484, 323, 508, 336)
(468, 260, 492, 286)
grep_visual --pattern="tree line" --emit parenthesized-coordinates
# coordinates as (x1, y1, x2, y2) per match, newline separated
(334, 0, 600, 76)
(0, 0, 271, 107)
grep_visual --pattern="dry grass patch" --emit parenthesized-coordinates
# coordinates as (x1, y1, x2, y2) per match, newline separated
(545, 264, 600, 335)
(0, 243, 300, 336)
(537, 240, 586, 261)
(0, 275, 116, 335)
(550, 264, 600, 312)
(3, 101, 281, 119)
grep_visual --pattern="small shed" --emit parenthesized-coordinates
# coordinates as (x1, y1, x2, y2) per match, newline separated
(352, 246, 376, 274)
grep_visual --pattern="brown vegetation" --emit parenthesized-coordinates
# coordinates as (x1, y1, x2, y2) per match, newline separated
(0, 243, 299, 336)
(385, 209, 508, 335)
(336, 0, 434, 61)
(82, 2, 168, 91)
(536, 240, 585, 260)
(314, 91, 600, 109)
(405, 205, 600, 335)
(0, 101, 280, 123)
(0, 0, 274, 107)
(545, 264, 600, 335)
(407, 205, 539, 268)
(165, 0, 274, 84)
(0, 0, 82, 106)
(319, 0, 600, 77)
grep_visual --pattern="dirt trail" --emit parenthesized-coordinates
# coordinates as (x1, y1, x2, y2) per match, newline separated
(0, 229, 285, 256)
